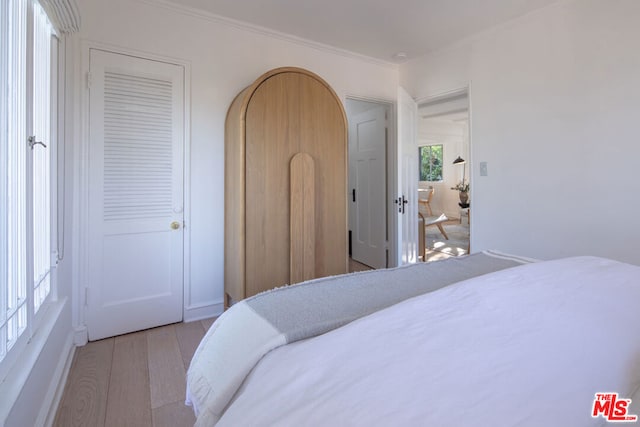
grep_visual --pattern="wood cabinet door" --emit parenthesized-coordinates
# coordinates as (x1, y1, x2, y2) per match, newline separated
(244, 71, 346, 297)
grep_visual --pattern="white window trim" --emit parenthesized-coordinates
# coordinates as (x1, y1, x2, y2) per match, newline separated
(0, 0, 60, 382)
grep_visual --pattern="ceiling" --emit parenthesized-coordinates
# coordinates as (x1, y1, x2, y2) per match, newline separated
(167, 0, 560, 63)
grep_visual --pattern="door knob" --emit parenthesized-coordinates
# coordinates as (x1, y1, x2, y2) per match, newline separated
(170, 221, 181, 230)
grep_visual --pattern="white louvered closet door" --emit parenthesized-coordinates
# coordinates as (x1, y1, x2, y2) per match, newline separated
(87, 49, 184, 340)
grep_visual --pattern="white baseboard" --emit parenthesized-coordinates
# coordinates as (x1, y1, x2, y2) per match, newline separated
(183, 300, 224, 322)
(73, 325, 88, 346)
(40, 333, 76, 427)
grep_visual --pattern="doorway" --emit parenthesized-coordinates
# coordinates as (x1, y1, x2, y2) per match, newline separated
(345, 98, 393, 270)
(85, 49, 186, 340)
(417, 93, 470, 261)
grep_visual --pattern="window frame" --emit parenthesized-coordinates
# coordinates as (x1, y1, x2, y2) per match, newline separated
(418, 144, 444, 182)
(0, 0, 59, 380)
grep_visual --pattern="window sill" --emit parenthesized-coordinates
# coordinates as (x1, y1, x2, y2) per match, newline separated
(0, 298, 69, 424)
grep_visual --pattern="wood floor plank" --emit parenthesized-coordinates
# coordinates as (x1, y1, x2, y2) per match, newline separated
(53, 338, 114, 427)
(147, 324, 187, 409)
(55, 322, 215, 426)
(200, 317, 216, 332)
(151, 400, 196, 427)
(174, 321, 205, 369)
(105, 332, 152, 427)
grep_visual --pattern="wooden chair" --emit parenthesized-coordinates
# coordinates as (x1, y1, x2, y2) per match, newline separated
(417, 187, 449, 261)
(418, 211, 450, 261)
(418, 187, 448, 240)
(422, 212, 449, 240)
(418, 187, 434, 216)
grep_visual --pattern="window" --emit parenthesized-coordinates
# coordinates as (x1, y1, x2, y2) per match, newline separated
(419, 145, 443, 181)
(0, 0, 57, 369)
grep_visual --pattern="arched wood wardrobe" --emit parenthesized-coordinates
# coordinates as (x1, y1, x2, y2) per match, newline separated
(224, 67, 348, 307)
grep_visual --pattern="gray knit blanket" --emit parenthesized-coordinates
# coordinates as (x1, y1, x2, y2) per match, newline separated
(185, 250, 535, 426)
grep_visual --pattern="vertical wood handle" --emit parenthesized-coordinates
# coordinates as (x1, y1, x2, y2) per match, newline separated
(290, 153, 316, 284)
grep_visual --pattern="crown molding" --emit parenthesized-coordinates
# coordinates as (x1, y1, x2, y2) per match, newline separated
(135, 0, 398, 70)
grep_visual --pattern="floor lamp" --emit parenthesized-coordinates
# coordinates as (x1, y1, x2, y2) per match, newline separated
(453, 156, 466, 184)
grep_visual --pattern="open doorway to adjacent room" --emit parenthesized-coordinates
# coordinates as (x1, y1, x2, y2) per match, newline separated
(345, 98, 394, 272)
(417, 92, 470, 262)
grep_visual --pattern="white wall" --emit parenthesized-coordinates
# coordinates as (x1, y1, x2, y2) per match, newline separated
(73, 0, 399, 320)
(418, 117, 469, 219)
(401, 0, 640, 265)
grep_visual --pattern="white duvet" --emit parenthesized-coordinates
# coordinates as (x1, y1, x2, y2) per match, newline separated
(217, 257, 640, 427)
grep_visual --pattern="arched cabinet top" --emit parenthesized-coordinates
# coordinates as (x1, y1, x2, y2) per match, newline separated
(232, 67, 347, 128)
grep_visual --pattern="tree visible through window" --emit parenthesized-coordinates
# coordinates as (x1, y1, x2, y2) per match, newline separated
(419, 145, 443, 181)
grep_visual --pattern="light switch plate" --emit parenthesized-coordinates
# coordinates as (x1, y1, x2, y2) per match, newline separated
(480, 161, 488, 176)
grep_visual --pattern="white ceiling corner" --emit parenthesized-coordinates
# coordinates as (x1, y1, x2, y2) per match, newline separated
(163, 0, 561, 63)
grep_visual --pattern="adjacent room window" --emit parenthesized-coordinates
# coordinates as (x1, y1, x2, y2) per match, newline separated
(419, 145, 443, 181)
(0, 0, 57, 369)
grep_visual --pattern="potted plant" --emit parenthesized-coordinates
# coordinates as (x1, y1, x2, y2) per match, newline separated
(451, 181, 470, 205)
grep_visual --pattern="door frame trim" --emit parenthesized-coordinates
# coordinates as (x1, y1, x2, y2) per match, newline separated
(73, 41, 192, 343)
(345, 96, 397, 268)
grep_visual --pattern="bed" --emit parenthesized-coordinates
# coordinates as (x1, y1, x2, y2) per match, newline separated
(186, 251, 640, 426)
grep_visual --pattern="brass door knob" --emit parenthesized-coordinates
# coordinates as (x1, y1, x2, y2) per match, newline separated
(170, 221, 181, 230)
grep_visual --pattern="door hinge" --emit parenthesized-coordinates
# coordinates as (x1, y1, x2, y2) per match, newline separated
(352, 188, 356, 202)
(87, 71, 92, 89)
(85, 287, 89, 306)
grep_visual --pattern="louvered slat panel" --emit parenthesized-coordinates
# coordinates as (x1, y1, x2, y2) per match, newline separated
(103, 71, 173, 221)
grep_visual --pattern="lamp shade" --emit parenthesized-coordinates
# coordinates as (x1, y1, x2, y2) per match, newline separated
(453, 156, 465, 165)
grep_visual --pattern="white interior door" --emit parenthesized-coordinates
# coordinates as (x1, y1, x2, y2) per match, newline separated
(349, 106, 387, 269)
(87, 49, 184, 341)
(397, 87, 418, 265)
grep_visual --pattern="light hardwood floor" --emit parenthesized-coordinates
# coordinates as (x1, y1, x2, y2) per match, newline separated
(423, 218, 467, 262)
(348, 257, 374, 273)
(54, 318, 216, 427)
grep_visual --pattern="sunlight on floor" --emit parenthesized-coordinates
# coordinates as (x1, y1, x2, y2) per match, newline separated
(424, 218, 470, 262)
